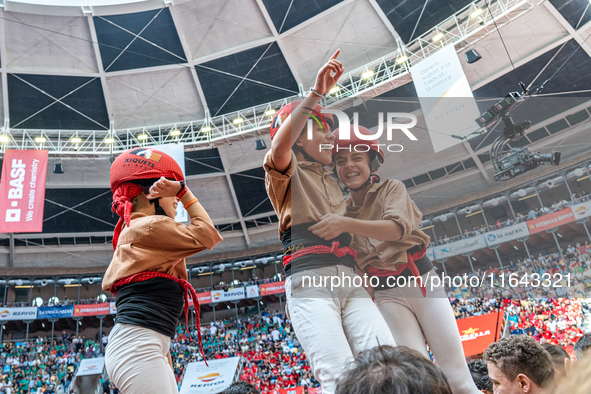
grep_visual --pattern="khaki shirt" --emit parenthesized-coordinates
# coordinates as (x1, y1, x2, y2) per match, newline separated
(346, 179, 430, 271)
(264, 150, 345, 237)
(102, 212, 223, 292)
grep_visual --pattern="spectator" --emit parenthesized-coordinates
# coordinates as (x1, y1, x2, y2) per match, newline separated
(335, 346, 452, 394)
(483, 335, 555, 394)
(528, 208, 537, 220)
(467, 360, 493, 394)
(555, 355, 591, 394)
(540, 343, 570, 384)
(574, 333, 591, 360)
(222, 381, 260, 394)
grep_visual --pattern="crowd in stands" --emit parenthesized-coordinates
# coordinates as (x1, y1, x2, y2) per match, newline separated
(0, 332, 104, 394)
(435, 190, 589, 245)
(170, 311, 318, 394)
(445, 245, 591, 300)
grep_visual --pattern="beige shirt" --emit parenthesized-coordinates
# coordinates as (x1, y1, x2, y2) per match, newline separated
(264, 150, 345, 237)
(102, 212, 223, 292)
(346, 179, 430, 271)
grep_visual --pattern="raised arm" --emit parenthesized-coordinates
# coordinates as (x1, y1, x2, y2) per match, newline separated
(271, 50, 344, 173)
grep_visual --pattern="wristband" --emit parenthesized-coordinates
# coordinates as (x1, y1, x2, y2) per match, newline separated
(184, 197, 198, 210)
(177, 181, 188, 199)
(310, 88, 326, 98)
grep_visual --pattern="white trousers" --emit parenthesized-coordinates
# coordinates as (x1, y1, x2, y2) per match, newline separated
(105, 323, 178, 394)
(286, 265, 396, 394)
(374, 269, 481, 394)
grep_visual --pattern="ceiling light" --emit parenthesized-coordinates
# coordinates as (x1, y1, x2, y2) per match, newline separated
(105, 138, 115, 144)
(513, 245, 519, 250)
(201, 126, 211, 132)
(138, 134, 148, 140)
(35, 137, 46, 143)
(396, 56, 408, 64)
(472, 257, 477, 261)
(71, 137, 82, 143)
(265, 109, 276, 116)
(557, 233, 563, 238)
(329, 86, 340, 94)
(0, 135, 9, 142)
(470, 9, 483, 18)
(170, 129, 181, 136)
(433, 32, 444, 42)
(362, 70, 374, 79)
(233, 118, 243, 124)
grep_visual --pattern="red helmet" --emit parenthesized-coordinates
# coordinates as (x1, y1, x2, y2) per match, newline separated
(110, 147, 184, 193)
(269, 100, 334, 140)
(110, 147, 185, 250)
(332, 125, 384, 171)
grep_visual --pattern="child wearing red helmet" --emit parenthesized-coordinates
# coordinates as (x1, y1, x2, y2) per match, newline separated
(311, 125, 481, 394)
(103, 147, 223, 394)
(264, 51, 395, 394)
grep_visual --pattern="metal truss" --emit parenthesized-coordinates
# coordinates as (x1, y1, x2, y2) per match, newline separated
(0, 0, 543, 156)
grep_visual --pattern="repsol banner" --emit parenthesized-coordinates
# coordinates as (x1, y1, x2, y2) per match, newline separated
(37, 306, 74, 319)
(572, 200, 591, 220)
(210, 288, 245, 303)
(180, 357, 240, 394)
(432, 234, 487, 259)
(0, 150, 48, 233)
(485, 222, 529, 246)
(0, 307, 37, 321)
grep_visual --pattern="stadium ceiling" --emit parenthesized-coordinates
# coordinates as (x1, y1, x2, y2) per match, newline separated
(1, 0, 591, 265)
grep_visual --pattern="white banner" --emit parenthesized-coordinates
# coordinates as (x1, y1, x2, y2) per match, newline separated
(410, 44, 480, 153)
(211, 287, 245, 303)
(485, 222, 530, 247)
(0, 307, 37, 321)
(152, 144, 187, 222)
(572, 200, 591, 220)
(180, 357, 240, 394)
(76, 358, 105, 377)
(433, 234, 487, 259)
(426, 247, 435, 261)
(246, 285, 259, 298)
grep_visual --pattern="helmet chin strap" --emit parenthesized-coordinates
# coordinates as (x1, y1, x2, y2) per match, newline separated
(350, 174, 380, 193)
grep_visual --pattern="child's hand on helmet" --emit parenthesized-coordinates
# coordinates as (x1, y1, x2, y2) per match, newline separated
(313, 49, 344, 96)
(148, 176, 182, 199)
(308, 213, 348, 240)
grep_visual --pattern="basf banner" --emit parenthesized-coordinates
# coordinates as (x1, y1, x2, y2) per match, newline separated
(410, 44, 480, 152)
(527, 208, 575, 234)
(260, 281, 285, 296)
(73, 303, 111, 317)
(572, 201, 591, 220)
(485, 222, 530, 246)
(0, 307, 37, 321)
(37, 306, 74, 319)
(180, 357, 240, 394)
(76, 358, 105, 377)
(0, 150, 48, 233)
(457, 312, 503, 357)
(433, 234, 487, 259)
